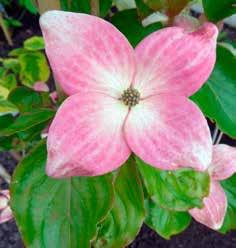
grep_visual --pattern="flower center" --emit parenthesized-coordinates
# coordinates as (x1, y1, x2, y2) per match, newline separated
(120, 87, 140, 107)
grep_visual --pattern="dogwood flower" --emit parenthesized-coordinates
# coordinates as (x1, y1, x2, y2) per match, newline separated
(40, 11, 218, 178)
(0, 190, 13, 224)
(189, 144, 236, 230)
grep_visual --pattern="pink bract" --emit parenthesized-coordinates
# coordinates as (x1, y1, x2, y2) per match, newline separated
(40, 11, 218, 178)
(189, 144, 236, 230)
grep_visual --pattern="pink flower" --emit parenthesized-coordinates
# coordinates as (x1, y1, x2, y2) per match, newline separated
(189, 144, 236, 230)
(0, 190, 13, 224)
(40, 11, 218, 178)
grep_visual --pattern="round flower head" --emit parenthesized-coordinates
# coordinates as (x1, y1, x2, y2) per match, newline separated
(40, 11, 218, 178)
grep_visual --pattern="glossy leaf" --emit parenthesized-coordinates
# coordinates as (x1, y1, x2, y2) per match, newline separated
(8, 87, 42, 113)
(24, 36, 45, 51)
(220, 174, 236, 233)
(10, 141, 114, 248)
(111, 9, 162, 47)
(19, 52, 50, 87)
(192, 46, 236, 138)
(136, 157, 210, 211)
(94, 157, 145, 248)
(145, 199, 191, 239)
(0, 109, 54, 136)
(0, 100, 18, 114)
(203, 0, 236, 22)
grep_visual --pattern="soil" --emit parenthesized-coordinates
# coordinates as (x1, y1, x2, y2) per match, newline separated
(0, 3, 236, 248)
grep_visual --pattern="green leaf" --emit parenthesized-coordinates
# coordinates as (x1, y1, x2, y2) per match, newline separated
(19, 52, 50, 87)
(8, 48, 27, 57)
(60, 0, 90, 13)
(203, 0, 236, 22)
(2, 58, 20, 73)
(10, 141, 114, 248)
(19, 0, 38, 14)
(111, 9, 162, 47)
(0, 100, 18, 114)
(0, 114, 14, 129)
(0, 109, 55, 136)
(8, 87, 43, 113)
(219, 174, 236, 233)
(145, 199, 191, 239)
(135, 0, 153, 18)
(136, 157, 210, 211)
(191, 46, 236, 138)
(99, 0, 112, 17)
(4, 18, 22, 28)
(0, 85, 9, 99)
(0, 73, 17, 91)
(94, 157, 145, 248)
(140, 0, 189, 17)
(24, 36, 45, 51)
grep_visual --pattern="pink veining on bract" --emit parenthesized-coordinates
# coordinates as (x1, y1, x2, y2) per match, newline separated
(39, 10, 218, 178)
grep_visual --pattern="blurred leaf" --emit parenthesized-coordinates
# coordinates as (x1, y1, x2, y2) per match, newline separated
(99, 0, 112, 17)
(0, 109, 55, 136)
(191, 46, 236, 138)
(135, 0, 153, 18)
(94, 158, 145, 248)
(136, 157, 210, 211)
(140, 0, 189, 17)
(60, 0, 111, 16)
(0, 67, 6, 78)
(0, 114, 14, 129)
(19, 52, 50, 87)
(10, 141, 114, 248)
(0, 73, 17, 91)
(8, 48, 27, 57)
(111, 9, 162, 47)
(8, 87, 42, 113)
(4, 18, 22, 28)
(203, 0, 236, 22)
(0, 85, 9, 99)
(220, 174, 236, 233)
(2, 58, 20, 74)
(24, 36, 45, 51)
(145, 199, 191, 239)
(19, 0, 38, 14)
(0, 100, 18, 114)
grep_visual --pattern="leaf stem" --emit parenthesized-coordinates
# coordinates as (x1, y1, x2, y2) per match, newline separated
(0, 163, 11, 184)
(0, 13, 13, 46)
(90, 0, 100, 16)
(215, 131, 224, 145)
(212, 126, 219, 144)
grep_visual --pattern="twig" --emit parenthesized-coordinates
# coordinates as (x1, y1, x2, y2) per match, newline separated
(0, 163, 11, 184)
(0, 13, 13, 46)
(9, 151, 21, 162)
(212, 126, 219, 144)
(90, 0, 100, 16)
(215, 131, 224, 145)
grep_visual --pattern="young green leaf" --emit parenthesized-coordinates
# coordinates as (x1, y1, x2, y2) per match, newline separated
(203, 0, 236, 22)
(145, 199, 191, 239)
(0, 109, 55, 136)
(0, 100, 18, 114)
(220, 174, 236, 233)
(10, 141, 114, 248)
(136, 157, 210, 211)
(191, 45, 236, 138)
(2, 58, 20, 73)
(24, 36, 45, 51)
(0, 73, 17, 91)
(19, 52, 50, 87)
(94, 157, 145, 248)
